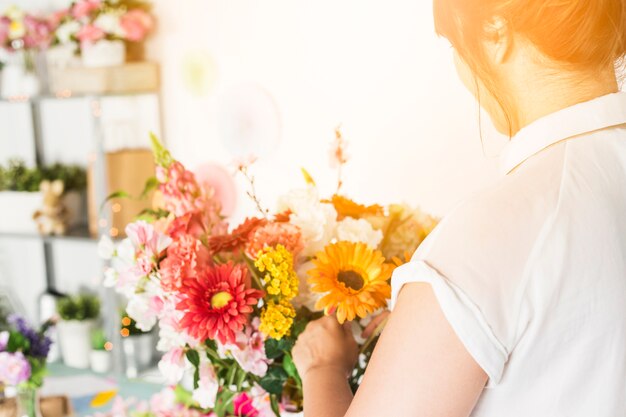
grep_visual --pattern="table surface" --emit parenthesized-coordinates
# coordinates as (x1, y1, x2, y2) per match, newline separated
(45, 363, 162, 417)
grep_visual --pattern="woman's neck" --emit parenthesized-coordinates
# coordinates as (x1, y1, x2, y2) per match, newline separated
(510, 66, 619, 135)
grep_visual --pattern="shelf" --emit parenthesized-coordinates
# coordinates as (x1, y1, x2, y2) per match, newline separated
(0, 90, 160, 104)
(0, 225, 96, 243)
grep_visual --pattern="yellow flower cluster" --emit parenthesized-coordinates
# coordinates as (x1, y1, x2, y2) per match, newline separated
(254, 244, 299, 301)
(259, 299, 296, 340)
(255, 244, 299, 339)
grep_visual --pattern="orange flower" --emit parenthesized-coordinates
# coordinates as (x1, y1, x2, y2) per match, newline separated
(308, 242, 392, 323)
(207, 217, 267, 254)
(328, 195, 384, 220)
(245, 222, 304, 260)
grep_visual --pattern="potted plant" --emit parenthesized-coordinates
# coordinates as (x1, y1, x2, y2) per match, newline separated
(56, 293, 100, 369)
(0, 6, 51, 98)
(120, 313, 154, 378)
(0, 159, 87, 234)
(89, 329, 112, 373)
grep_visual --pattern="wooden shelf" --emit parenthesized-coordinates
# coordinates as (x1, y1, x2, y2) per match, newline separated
(0, 225, 95, 243)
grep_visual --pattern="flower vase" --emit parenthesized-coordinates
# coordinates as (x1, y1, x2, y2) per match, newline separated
(57, 319, 95, 368)
(0, 50, 41, 99)
(15, 387, 43, 417)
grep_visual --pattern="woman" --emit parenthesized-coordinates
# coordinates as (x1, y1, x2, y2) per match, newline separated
(292, 0, 626, 416)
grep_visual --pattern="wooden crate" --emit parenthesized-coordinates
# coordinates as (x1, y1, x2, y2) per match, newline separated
(48, 62, 159, 95)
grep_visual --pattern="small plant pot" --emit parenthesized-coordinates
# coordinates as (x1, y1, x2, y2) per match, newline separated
(57, 319, 95, 369)
(90, 350, 112, 373)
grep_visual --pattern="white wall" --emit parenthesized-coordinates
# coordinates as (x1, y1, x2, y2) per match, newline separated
(1, 0, 507, 321)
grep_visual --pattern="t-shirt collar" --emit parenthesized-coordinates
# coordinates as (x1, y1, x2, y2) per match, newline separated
(500, 92, 626, 175)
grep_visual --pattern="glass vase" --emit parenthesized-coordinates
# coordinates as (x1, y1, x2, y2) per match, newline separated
(15, 386, 43, 417)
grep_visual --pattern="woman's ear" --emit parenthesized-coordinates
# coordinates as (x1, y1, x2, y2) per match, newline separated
(484, 16, 513, 65)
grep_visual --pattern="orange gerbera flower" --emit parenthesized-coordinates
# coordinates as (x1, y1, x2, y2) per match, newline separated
(328, 195, 384, 220)
(308, 241, 392, 323)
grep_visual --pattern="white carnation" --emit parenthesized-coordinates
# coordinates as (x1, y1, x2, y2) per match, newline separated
(93, 13, 124, 37)
(336, 217, 383, 249)
(55, 21, 81, 44)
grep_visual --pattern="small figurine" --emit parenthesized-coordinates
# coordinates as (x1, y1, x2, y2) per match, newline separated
(33, 180, 68, 236)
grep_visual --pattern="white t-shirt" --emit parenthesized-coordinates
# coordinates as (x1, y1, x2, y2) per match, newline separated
(390, 92, 626, 416)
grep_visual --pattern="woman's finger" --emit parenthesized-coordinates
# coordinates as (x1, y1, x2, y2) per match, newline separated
(362, 311, 390, 338)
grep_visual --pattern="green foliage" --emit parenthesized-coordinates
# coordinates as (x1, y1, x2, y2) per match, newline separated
(7, 330, 29, 353)
(0, 159, 86, 192)
(258, 366, 288, 395)
(264, 337, 294, 360)
(57, 294, 100, 321)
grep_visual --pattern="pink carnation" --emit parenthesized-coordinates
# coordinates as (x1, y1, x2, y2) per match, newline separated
(120, 9, 153, 42)
(0, 352, 31, 386)
(76, 24, 104, 45)
(71, 0, 101, 19)
(160, 234, 210, 292)
(245, 222, 304, 259)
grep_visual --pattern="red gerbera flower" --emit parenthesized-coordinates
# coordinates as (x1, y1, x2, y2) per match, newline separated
(207, 217, 267, 253)
(177, 262, 264, 344)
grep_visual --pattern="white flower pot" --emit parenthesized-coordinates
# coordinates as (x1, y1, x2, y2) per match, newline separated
(81, 40, 126, 68)
(122, 333, 155, 377)
(57, 319, 95, 369)
(90, 350, 112, 373)
(0, 190, 86, 234)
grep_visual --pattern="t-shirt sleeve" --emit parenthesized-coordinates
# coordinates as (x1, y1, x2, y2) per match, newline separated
(389, 260, 508, 387)
(388, 181, 548, 387)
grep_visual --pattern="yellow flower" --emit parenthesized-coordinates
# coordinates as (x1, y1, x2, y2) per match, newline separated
(254, 244, 299, 301)
(308, 241, 392, 323)
(259, 299, 296, 340)
(380, 204, 438, 260)
(8, 20, 25, 40)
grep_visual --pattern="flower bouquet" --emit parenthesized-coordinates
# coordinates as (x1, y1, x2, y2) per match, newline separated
(50, 0, 154, 67)
(0, 315, 52, 417)
(101, 131, 437, 416)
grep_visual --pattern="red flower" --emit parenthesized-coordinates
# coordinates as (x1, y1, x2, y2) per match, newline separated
(207, 217, 267, 254)
(177, 262, 264, 344)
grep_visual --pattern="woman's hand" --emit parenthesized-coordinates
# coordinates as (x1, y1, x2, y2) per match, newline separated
(293, 315, 359, 381)
(361, 310, 390, 339)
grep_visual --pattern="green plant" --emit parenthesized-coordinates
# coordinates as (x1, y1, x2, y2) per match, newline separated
(0, 159, 87, 193)
(57, 294, 100, 321)
(91, 328, 109, 350)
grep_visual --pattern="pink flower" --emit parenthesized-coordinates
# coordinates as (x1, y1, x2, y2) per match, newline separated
(0, 352, 31, 386)
(158, 347, 187, 385)
(160, 234, 210, 292)
(192, 359, 219, 409)
(0, 331, 8, 351)
(48, 9, 69, 30)
(0, 17, 10, 46)
(219, 318, 270, 377)
(245, 222, 304, 260)
(71, 0, 101, 20)
(119, 9, 152, 42)
(126, 221, 172, 276)
(233, 392, 259, 417)
(157, 162, 221, 217)
(23, 15, 52, 49)
(76, 23, 104, 45)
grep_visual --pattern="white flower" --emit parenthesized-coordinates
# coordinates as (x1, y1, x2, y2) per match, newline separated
(126, 290, 161, 332)
(98, 235, 115, 259)
(93, 12, 124, 37)
(277, 186, 337, 257)
(55, 21, 81, 44)
(292, 260, 323, 311)
(192, 357, 219, 409)
(6, 6, 24, 21)
(336, 217, 383, 248)
(102, 267, 117, 288)
(157, 347, 187, 385)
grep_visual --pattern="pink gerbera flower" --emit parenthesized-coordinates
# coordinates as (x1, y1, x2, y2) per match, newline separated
(177, 263, 264, 345)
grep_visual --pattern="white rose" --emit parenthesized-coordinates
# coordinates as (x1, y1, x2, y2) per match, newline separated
(93, 13, 124, 37)
(336, 217, 383, 249)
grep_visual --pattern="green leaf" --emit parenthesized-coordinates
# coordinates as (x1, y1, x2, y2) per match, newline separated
(100, 190, 132, 211)
(259, 366, 288, 395)
(185, 349, 200, 367)
(7, 331, 29, 352)
(140, 176, 159, 199)
(150, 132, 173, 168)
(282, 353, 301, 386)
(265, 338, 293, 360)
(173, 385, 194, 407)
(270, 394, 281, 417)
